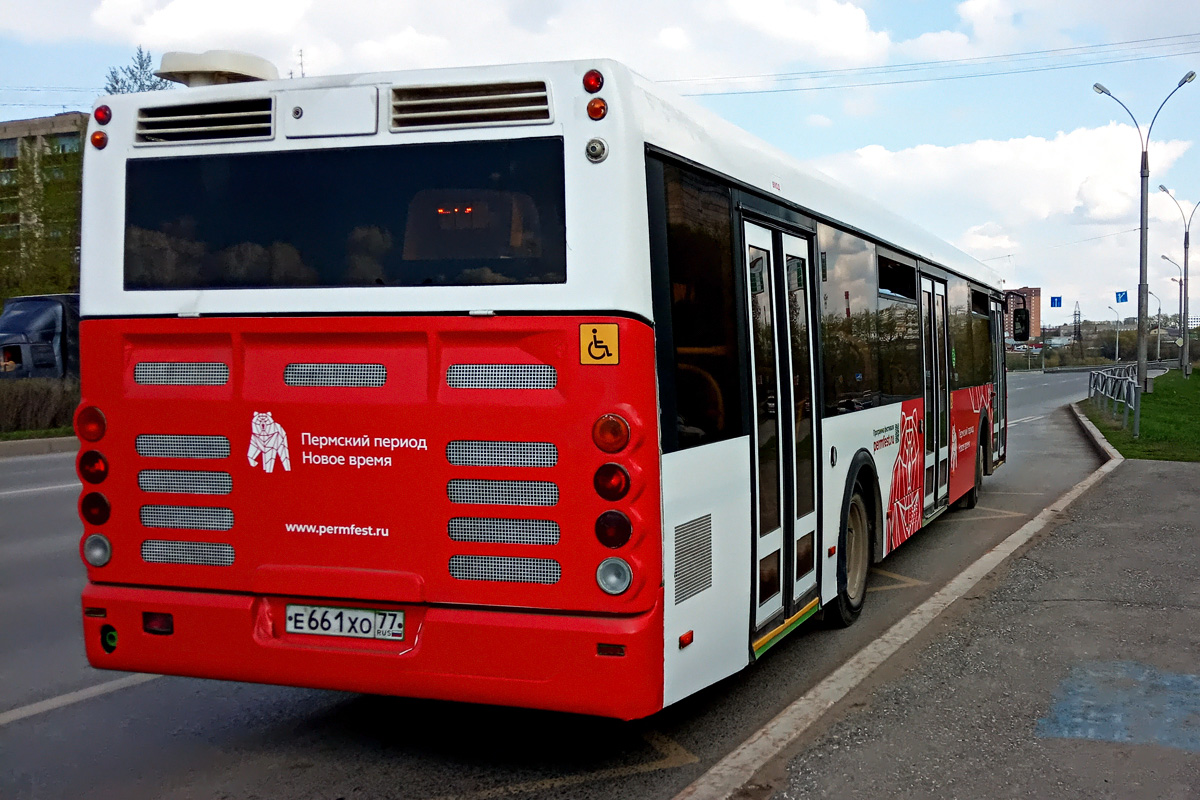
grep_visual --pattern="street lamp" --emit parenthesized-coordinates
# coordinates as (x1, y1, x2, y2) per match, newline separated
(1109, 305, 1121, 363)
(1094, 70, 1196, 391)
(1149, 290, 1162, 360)
(1159, 187, 1198, 377)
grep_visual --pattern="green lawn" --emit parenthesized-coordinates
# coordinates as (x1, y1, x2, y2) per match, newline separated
(1084, 369, 1200, 461)
(0, 425, 73, 442)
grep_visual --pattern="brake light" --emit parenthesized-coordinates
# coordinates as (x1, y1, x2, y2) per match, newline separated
(583, 69, 604, 93)
(93, 105, 112, 125)
(594, 463, 630, 501)
(78, 451, 108, 484)
(75, 406, 106, 442)
(595, 510, 632, 548)
(80, 492, 111, 525)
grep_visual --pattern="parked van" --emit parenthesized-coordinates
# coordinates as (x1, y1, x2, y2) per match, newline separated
(0, 294, 80, 379)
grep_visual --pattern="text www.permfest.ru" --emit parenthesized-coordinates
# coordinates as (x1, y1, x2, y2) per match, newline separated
(285, 523, 390, 537)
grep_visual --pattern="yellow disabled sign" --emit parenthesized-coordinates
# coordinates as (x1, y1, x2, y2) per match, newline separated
(580, 324, 619, 365)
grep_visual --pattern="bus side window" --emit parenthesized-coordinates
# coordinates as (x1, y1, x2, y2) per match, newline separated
(658, 161, 743, 451)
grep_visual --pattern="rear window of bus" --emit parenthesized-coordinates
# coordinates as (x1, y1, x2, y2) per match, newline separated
(123, 137, 566, 290)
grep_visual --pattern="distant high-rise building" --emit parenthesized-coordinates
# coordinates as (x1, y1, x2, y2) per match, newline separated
(1003, 286, 1041, 339)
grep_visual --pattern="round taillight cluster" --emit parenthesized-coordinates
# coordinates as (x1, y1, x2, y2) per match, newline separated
(75, 406, 106, 442)
(81, 492, 111, 525)
(583, 69, 604, 94)
(90, 131, 108, 150)
(93, 105, 112, 125)
(79, 451, 109, 484)
(586, 97, 608, 121)
(592, 411, 634, 595)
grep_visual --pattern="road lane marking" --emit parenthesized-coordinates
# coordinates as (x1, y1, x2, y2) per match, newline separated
(0, 674, 160, 727)
(0, 482, 79, 498)
(672, 419, 1124, 800)
(1008, 415, 1045, 426)
(867, 568, 928, 593)
(428, 731, 697, 800)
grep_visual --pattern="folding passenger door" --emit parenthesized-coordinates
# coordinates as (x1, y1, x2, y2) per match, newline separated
(920, 276, 950, 512)
(743, 221, 819, 633)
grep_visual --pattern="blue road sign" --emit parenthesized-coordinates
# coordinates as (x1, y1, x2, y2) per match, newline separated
(1116, 291, 1128, 303)
(1051, 296, 1062, 308)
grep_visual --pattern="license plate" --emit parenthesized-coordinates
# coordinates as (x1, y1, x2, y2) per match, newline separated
(284, 604, 404, 640)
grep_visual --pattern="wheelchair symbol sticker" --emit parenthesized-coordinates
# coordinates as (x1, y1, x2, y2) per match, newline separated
(580, 323, 619, 365)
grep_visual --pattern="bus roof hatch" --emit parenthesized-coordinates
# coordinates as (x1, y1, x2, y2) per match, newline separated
(156, 50, 279, 87)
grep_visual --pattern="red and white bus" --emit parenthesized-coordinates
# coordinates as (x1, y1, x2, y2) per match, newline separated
(74, 54, 1006, 720)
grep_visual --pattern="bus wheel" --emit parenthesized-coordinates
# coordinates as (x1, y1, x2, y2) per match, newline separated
(958, 439, 983, 510)
(828, 481, 872, 628)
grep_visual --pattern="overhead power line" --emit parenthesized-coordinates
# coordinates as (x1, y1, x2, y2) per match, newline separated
(671, 32, 1200, 96)
(979, 227, 1139, 262)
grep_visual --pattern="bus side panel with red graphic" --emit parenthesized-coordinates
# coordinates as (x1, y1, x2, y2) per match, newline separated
(887, 397, 924, 552)
(948, 384, 992, 504)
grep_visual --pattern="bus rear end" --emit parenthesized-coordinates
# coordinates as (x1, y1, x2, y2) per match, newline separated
(76, 59, 666, 719)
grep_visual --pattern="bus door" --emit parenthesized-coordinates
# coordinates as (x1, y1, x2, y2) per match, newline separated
(990, 297, 1007, 465)
(743, 221, 819, 631)
(920, 276, 950, 512)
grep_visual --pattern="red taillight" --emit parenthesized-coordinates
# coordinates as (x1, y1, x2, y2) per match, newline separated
(78, 451, 108, 484)
(679, 630, 694, 649)
(594, 463, 630, 501)
(143, 612, 174, 635)
(595, 510, 632, 548)
(90, 131, 108, 149)
(80, 492, 111, 525)
(583, 69, 604, 93)
(75, 406, 106, 442)
(93, 105, 112, 125)
(586, 97, 608, 120)
(592, 413, 629, 453)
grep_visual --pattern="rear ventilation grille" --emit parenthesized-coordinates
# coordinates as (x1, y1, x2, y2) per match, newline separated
(138, 470, 232, 495)
(391, 81, 551, 131)
(446, 364, 557, 389)
(446, 441, 558, 468)
(134, 362, 229, 386)
(284, 363, 387, 387)
(448, 517, 560, 546)
(449, 555, 561, 584)
(136, 98, 273, 144)
(140, 505, 234, 531)
(447, 479, 558, 507)
(675, 514, 714, 604)
(141, 540, 235, 567)
(136, 434, 231, 460)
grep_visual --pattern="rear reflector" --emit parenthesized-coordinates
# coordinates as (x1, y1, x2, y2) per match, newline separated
(142, 612, 174, 635)
(597, 643, 625, 657)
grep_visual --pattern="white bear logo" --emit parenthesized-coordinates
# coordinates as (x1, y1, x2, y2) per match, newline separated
(247, 411, 290, 473)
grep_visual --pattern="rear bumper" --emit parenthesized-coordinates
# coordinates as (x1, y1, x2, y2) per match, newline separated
(82, 583, 665, 720)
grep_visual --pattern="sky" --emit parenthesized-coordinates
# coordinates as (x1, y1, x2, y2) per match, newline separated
(3, 0, 1200, 326)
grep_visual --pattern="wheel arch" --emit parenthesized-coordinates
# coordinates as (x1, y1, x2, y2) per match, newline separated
(840, 448, 884, 566)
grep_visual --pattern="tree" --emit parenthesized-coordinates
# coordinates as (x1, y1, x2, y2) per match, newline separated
(104, 46, 172, 94)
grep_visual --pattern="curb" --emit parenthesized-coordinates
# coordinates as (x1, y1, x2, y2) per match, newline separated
(1069, 401, 1122, 462)
(0, 436, 78, 459)
(673, 415, 1124, 800)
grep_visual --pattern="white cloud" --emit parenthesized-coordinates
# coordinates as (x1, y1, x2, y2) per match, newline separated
(806, 113, 832, 127)
(657, 27, 690, 51)
(812, 125, 1193, 322)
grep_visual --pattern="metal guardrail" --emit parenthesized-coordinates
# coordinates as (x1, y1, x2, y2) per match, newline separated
(1088, 363, 1141, 436)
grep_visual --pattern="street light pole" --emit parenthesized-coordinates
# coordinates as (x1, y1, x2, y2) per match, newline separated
(1094, 71, 1196, 391)
(1159, 189, 1199, 377)
(1149, 290, 1162, 360)
(1109, 305, 1121, 363)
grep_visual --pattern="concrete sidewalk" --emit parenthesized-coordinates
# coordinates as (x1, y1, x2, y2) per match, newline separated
(773, 458, 1200, 799)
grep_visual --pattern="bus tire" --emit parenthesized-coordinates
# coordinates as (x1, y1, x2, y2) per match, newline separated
(827, 473, 873, 628)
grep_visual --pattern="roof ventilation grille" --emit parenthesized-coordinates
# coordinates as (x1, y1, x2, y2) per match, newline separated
(391, 81, 551, 131)
(136, 98, 273, 144)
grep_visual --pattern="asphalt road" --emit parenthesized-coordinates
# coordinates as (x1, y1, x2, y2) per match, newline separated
(0, 371, 1098, 800)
